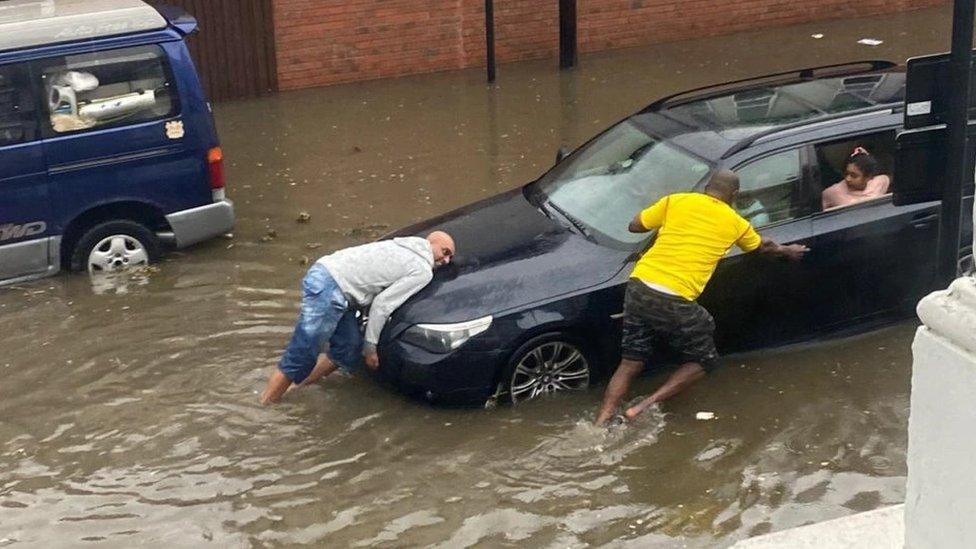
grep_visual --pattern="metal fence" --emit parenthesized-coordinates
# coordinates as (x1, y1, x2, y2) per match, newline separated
(148, 0, 278, 101)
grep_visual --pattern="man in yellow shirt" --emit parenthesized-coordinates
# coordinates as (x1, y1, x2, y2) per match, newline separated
(595, 170, 808, 426)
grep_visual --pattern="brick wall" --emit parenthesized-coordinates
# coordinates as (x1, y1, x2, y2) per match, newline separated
(273, 0, 946, 90)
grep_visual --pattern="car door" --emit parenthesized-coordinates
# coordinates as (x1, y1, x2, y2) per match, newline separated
(804, 126, 940, 330)
(809, 196, 939, 329)
(0, 61, 53, 282)
(699, 146, 818, 352)
(34, 43, 207, 228)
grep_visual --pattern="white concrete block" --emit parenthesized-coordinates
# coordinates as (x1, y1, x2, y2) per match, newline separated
(730, 505, 904, 548)
(905, 322, 976, 549)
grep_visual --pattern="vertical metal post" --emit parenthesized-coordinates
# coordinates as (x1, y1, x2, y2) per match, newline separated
(485, 0, 496, 82)
(940, 0, 975, 284)
(559, 0, 578, 69)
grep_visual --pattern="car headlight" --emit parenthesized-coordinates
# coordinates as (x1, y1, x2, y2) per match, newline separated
(400, 315, 493, 353)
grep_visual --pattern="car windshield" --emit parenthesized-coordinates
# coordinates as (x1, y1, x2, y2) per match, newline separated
(534, 119, 712, 245)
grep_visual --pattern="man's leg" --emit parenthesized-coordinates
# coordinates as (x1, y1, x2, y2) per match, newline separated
(625, 300, 715, 419)
(260, 370, 292, 404)
(297, 354, 339, 387)
(596, 279, 658, 426)
(297, 309, 362, 386)
(624, 362, 706, 420)
(595, 358, 645, 426)
(261, 266, 343, 404)
(327, 310, 364, 374)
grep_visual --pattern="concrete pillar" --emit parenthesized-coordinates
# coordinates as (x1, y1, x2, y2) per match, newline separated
(905, 270, 976, 548)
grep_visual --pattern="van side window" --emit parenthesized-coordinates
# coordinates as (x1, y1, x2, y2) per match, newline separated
(36, 45, 179, 135)
(0, 63, 37, 146)
(733, 149, 808, 227)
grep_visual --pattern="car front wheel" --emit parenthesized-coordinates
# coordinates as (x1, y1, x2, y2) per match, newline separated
(70, 220, 160, 274)
(503, 334, 591, 404)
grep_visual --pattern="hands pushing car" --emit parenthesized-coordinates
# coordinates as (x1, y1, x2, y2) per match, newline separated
(372, 61, 973, 406)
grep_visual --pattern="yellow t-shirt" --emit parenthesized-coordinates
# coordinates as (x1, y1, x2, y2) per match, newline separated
(631, 192, 761, 301)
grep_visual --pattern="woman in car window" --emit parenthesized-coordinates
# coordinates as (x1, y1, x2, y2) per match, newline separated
(821, 147, 891, 210)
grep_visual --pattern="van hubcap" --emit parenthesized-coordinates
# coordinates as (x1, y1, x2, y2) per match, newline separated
(88, 235, 149, 273)
(510, 341, 589, 403)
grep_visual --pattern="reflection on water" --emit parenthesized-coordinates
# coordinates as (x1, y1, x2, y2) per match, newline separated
(0, 4, 951, 547)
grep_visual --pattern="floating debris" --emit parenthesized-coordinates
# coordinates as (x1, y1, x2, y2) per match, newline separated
(695, 411, 716, 421)
(260, 228, 278, 242)
(296, 211, 311, 223)
(857, 38, 884, 46)
(811, 33, 824, 39)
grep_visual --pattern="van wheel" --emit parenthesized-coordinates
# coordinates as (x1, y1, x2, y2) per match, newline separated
(501, 333, 591, 404)
(70, 220, 160, 273)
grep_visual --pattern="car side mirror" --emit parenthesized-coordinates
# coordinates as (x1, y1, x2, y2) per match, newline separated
(555, 146, 569, 165)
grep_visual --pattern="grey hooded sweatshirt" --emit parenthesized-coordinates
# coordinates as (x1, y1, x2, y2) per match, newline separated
(317, 237, 434, 352)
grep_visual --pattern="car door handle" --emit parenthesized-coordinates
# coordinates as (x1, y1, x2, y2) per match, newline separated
(911, 213, 939, 229)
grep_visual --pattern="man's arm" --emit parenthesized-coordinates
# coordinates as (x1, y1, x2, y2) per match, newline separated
(756, 237, 809, 261)
(734, 222, 808, 262)
(629, 214, 650, 233)
(629, 196, 669, 233)
(363, 268, 434, 368)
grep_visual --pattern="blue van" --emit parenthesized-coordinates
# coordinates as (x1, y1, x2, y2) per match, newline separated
(0, 0, 233, 285)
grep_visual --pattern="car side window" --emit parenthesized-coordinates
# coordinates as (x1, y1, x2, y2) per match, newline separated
(36, 45, 179, 136)
(814, 131, 895, 211)
(0, 63, 38, 146)
(733, 149, 807, 226)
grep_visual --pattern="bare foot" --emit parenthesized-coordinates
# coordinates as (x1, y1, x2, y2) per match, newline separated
(260, 370, 292, 405)
(594, 411, 614, 427)
(300, 355, 338, 387)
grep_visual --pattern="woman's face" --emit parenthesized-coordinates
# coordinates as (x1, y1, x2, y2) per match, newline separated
(844, 163, 868, 191)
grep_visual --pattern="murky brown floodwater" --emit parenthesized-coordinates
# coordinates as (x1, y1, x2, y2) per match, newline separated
(0, 6, 955, 547)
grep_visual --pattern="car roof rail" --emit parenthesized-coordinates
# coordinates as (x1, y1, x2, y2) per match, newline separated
(646, 60, 899, 112)
(720, 105, 896, 159)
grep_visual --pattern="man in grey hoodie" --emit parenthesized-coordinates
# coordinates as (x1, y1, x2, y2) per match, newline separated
(260, 231, 455, 404)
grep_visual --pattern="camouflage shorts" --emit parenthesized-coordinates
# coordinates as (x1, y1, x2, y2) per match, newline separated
(621, 278, 719, 372)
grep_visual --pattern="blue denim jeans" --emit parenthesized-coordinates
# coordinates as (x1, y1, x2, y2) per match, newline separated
(278, 263, 363, 383)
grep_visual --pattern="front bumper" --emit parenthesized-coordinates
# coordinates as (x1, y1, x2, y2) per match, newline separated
(376, 339, 508, 406)
(164, 200, 235, 248)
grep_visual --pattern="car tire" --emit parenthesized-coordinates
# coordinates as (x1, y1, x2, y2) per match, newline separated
(500, 333, 591, 404)
(70, 220, 160, 274)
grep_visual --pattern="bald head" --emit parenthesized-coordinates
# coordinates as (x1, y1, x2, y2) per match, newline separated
(427, 231, 455, 267)
(705, 169, 740, 204)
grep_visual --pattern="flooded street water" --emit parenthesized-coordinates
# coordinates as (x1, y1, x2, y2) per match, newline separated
(0, 6, 955, 547)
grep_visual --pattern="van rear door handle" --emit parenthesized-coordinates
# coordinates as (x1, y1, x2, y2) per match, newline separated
(911, 213, 938, 229)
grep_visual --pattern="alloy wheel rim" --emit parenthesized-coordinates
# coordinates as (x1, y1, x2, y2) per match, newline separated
(88, 235, 149, 273)
(510, 341, 589, 403)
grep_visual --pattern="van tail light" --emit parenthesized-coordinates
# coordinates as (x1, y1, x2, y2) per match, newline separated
(207, 147, 226, 201)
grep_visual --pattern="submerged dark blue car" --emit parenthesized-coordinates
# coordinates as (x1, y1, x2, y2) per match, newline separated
(375, 61, 975, 406)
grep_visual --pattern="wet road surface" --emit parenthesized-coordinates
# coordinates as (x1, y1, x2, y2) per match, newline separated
(0, 5, 953, 547)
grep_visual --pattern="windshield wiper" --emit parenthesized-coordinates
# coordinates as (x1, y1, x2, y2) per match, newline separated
(537, 199, 555, 219)
(545, 200, 593, 240)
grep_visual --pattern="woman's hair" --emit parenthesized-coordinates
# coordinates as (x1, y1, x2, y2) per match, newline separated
(847, 147, 881, 178)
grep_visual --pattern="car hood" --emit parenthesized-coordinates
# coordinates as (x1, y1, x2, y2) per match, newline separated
(386, 187, 631, 331)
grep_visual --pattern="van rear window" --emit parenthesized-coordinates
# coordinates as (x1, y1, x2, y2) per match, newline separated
(37, 45, 179, 134)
